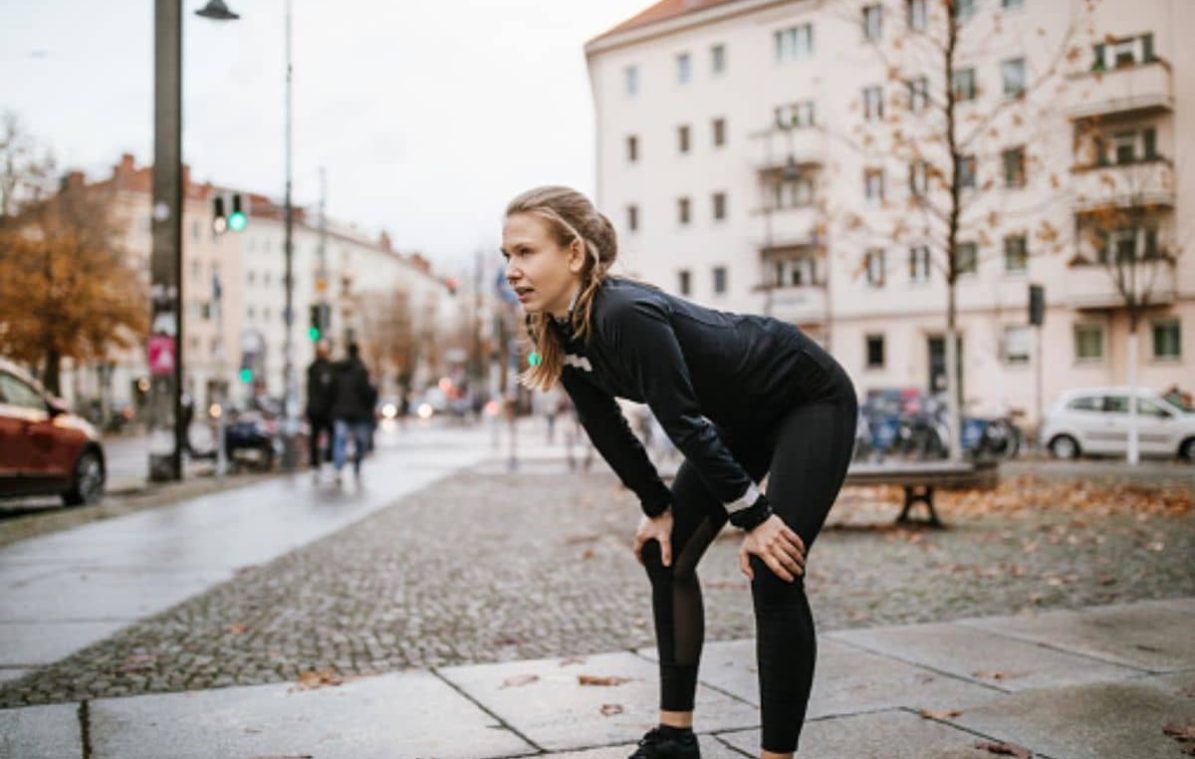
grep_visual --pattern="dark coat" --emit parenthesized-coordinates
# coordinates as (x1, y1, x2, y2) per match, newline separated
(305, 358, 337, 421)
(331, 357, 377, 423)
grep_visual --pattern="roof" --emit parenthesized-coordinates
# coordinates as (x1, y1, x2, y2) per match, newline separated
(589, 0, 748, 44)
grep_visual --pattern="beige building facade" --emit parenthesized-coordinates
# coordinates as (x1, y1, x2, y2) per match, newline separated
(586, 0, 1194, 424)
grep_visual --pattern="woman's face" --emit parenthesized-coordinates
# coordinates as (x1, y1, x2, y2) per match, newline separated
(502, 212, 585, 317)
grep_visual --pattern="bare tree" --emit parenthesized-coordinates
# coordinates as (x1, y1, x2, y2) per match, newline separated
(783, 0, 1102, 458)
(0, 111, 56, 219)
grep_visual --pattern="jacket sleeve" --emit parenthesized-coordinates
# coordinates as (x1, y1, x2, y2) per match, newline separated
(603, 296, 760, 515)
(560, 368, 673, 518)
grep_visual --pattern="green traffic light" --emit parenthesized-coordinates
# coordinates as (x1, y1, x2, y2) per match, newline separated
(228, 211, 247, 232)
(308, 326, 320, 341)
(239, 367, 253, 383)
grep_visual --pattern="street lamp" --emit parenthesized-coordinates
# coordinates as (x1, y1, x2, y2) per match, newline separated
(147, 0, 239, 482)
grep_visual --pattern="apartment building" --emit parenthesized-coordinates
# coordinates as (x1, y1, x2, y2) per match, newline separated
(586, 0, 1193, 422)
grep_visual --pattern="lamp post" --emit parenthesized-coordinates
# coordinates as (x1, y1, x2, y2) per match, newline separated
(147, 0, 238, 483)
(279, 0, 300, 470)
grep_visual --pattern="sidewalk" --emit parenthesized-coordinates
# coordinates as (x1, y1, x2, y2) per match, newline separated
(1, 596, 1191, 758)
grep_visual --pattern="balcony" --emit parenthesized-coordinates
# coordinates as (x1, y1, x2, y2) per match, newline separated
(763, 284, 828, 325)
(1063, 259, 1177, 310)
(752, 126, 827, 172)
(1065, 61, 1173, 121)
(1071, 160, 1175, 213)
(753, 205, 820, 250)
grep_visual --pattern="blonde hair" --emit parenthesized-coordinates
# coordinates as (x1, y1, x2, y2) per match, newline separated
(505, 186, 618, 391)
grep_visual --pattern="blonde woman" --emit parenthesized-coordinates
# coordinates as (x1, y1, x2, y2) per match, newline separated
(502, 186, 857, 759)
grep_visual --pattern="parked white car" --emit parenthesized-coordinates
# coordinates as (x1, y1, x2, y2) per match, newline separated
(1041, 387, 1195, 462)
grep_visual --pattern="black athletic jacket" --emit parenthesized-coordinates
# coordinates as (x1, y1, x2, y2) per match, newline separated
(552, 277, 839, 520)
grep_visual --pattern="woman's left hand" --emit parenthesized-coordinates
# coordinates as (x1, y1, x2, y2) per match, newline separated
(738, 515, 806, 582)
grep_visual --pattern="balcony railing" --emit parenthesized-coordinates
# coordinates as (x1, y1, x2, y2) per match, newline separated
(1071, 159, 1175, 213)
(1065, 60, 1173, 121)
(759, 282, 828, 324)
(1063, 258, 1177, 309)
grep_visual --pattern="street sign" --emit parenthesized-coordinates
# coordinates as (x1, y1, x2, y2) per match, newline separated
(148, 335, 176, 376)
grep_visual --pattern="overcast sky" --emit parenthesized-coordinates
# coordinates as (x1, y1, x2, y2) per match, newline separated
(0, 0, 649, 271)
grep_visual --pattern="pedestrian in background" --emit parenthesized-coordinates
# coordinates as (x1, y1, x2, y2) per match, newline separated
(304, 338, 336, 481)
(331, 342, 377, 484)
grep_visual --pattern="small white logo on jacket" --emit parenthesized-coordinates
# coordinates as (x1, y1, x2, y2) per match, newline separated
(564, 353, 593, 372)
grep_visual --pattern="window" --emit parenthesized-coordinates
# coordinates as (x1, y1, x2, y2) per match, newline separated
(1001, 58, 1026, 97)
(863, 4, 883, 41)
(625, 65, 639, 96)
(956, 242, 978, 275)
(248, 305, 256, 320)
(864, 168, 885, 203)
(775, 177, 814, 208)
(677, 53, 692, 84)
(775, 256, 817, 287)
(953, 0, 975, 21)
(1003, 146, 1026, 188)
(263, 271, 272, 286)
(711, 44, 726, 74)
(908, 76, 929, 112)
(952, 68, 977, 101)
(677, 197, 691, 225)
(863, 85, 885, 120)
(909, 245, 931, 283)
(909, 160, 929, 197)
(0, 372, 45, 411)
(1002, 0, 1024, 8)
(626, 135, 639, 162)
(627, 204, 639, 233)
(1066, 395, 1101, 411)
(1074, 323, 1105, 361)
(1094, 34, 1157, 71)
(957, 154, 977, 190)
(776, 100, 815, 129)
(248, 270, 256, 285)
(712, 117, 726, 147)
(1004, 234, 1028, 272)
(775, 24, 814, 61)
(678, 125, 691, 153)
(865, 248, 886, 286)
(1003, 326, 1031, 364)
(1104, 395, 1130, 413)
(712, 192, 727, 221)
(1152, 320, 1181, 359)
(866, 334, 886, 369)
(678, 269, 692, 296)
(907, 0, 927, 31)
(712, 266, 728, 295)
(1111, 127, 1159, 164)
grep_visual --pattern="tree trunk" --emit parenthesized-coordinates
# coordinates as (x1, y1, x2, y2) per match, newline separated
(1126, 323, 1140, 465)
(42, 347, 61, 396)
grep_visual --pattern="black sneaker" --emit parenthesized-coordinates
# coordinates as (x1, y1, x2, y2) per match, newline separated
(628, 727, 701, 759)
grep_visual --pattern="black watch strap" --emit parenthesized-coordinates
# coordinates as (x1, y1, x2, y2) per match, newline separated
(728, 493, 773, 531)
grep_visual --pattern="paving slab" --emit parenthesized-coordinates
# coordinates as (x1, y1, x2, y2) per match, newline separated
(950, 678, 1195, 759)
(0, 621, 131, 667)
(88, 669, 533, 759)
(643, 638, 1003, 719)
(829, 620, 1143, 691)
(955, 598, 1195, 672)
(0, 702, 82, 759)
(716, 710, 1008, 759)
(439, 651, 758, 752)
(1136, 669, 1195, 699)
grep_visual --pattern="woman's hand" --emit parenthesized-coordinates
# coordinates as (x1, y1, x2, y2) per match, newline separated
(633, 508, 675, 567)
(738, 515, 806, 582)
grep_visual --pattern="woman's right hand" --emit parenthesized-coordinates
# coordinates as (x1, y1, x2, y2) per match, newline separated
(633, 508, 674, 567)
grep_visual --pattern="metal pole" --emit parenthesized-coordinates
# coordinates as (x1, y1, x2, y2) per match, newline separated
(148, 0, 184, 482)
(281, 0, 299, 469)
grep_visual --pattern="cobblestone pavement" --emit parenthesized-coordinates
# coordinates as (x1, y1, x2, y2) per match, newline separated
(1, 468, 1191, 708)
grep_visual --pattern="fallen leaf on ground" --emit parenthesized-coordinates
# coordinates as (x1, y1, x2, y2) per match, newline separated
(500, 674, 539, 688)
(973, 670, 1016, 681)
(293, 668, 343, 691)
(227, 624, 248, 635)
(919, 708, 962, 720)
(578, 674, 631, 686)
(120, 653, 156, 673)
(974, 739, 1032, 757)
(600, 703, 624, 716)
(559, 657, 586, 666)
(1164, 723, 1195, 742)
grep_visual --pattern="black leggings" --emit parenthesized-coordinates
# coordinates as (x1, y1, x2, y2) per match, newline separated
(641, 359, 857, 754)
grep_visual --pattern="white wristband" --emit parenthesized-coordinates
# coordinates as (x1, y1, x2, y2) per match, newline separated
(726, 482, 762, 513)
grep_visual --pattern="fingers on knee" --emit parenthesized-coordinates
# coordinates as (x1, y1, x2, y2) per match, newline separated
(749, 555, 804, 599)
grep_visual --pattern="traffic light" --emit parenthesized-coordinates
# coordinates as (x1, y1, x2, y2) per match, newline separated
(212, 196, 227, 234)
(308, 303, 331, 341)
(239, 367, 253, 383)
(228, 193, 247, 232)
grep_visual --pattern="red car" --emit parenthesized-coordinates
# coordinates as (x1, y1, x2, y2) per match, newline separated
(0, 358, 106, 505)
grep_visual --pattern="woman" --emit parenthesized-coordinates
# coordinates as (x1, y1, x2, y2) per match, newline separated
(502, 186, 857, 759)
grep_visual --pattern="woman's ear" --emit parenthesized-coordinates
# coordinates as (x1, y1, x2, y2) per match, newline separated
(567, 239, 587, 274)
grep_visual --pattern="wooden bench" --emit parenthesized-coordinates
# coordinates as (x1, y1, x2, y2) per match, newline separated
(843, 460, 999, 527)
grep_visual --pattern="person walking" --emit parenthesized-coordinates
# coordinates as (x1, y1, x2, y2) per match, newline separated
(304, 339, 336, 481)
(330, 342, 377, 484)
(502, 186, 858, 759)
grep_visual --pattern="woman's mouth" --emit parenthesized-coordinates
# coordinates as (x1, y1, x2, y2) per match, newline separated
(514, 286, 535, 302)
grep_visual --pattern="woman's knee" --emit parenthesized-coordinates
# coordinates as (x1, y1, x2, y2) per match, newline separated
(748, 555, 805, 606)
